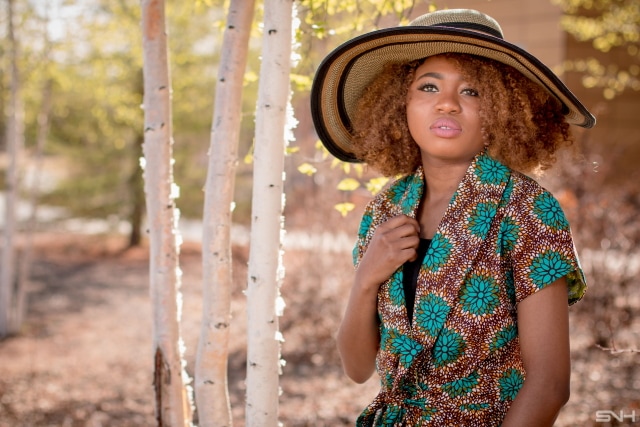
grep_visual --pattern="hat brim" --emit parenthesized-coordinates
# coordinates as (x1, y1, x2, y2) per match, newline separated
(311, 26, 596, 163)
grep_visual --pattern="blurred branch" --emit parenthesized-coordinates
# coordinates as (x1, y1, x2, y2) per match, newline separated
(596, 343, 640, 354)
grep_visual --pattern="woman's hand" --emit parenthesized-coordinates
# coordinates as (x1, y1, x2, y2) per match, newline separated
(337, 215, 420, 383)
(355, 215, 421, 290)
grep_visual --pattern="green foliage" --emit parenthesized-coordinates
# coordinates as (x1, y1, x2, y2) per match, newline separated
(1, 0, 432, 227)
(298, 0, 420, 38)
(553, 0, 640, 99)
(0, 0, 263, 225)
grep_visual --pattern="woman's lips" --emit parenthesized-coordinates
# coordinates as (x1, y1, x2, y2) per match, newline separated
(429, 118, 462, 138)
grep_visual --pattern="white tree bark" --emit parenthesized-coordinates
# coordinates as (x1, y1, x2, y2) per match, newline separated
(1, 0, 25, 338)
(140, 0, 192, 425)
(196, 1, 255, 426)
(245, 0, 294, 425)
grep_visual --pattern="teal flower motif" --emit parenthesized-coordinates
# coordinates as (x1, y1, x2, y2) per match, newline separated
(460, 274, 500, 315)
(490, 324, 517, 352)
(475, 155, 510, 185)
(529, 250, 573, 288)
(460, 403, 489, 411)
(352, 245, 359, 266)
(357, 211, 373, 239)
(403, 397, 427, 410)
(380, 405, 405, 426)
(401, 380, 418, 397)
(415, 293, 450, 337)
(389, 331, 423, 368)
(422, 406, 437, 421)
(499, 216, 520, 254)
(380, 325, 391, 351)
(401, 175, 423, 214)
(505, 270, 516, 304)
(398, 379, 429, 400)
(388, 274, 405, 307)
(400, 398, 437, 422)
(442, 371, 480, 398)
(451, 191, 458, 206)
(498, 178, 514, 208)
(432, 328, 465, 367)
(390, 177, 410, 204)
(423, 234, 452, 272)
(468, 202, 497, 237)
(382, 372, 394, 389)
(533, 192, 569, 230)
(353, 212, 373, 265)
(499, 368, 524, 401)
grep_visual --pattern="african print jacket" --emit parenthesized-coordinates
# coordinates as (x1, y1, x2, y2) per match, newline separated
(352, 152, 586, 427)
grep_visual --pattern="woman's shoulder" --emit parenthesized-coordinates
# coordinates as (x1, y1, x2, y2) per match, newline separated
(506, 169, 556, 201)
(502, 169, 572, 232)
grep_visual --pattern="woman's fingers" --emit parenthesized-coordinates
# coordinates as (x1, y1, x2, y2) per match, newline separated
(357, 215, 421, 286)
(373, 215, 420, 253)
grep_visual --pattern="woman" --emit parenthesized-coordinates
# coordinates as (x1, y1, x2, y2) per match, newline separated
(310, 9, 594, 427)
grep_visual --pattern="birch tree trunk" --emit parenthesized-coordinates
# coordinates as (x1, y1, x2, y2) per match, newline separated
(195, 1, 255, 426)
(140, 0, 192, 425)
(1, 0, 25, 338)
(245, 1, 294, 425)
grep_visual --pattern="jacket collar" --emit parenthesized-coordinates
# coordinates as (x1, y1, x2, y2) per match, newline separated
(388, 151, 512, 380)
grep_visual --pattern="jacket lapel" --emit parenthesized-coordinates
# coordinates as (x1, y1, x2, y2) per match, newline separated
(391, 152, 512, 385)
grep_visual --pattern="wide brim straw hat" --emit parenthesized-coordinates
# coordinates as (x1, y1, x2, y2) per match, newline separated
(310, 9, 596, 163)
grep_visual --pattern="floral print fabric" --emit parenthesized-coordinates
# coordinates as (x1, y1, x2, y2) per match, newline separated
(352, 153, 586, 426)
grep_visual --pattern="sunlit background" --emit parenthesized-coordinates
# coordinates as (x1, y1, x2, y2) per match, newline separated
(0, 0, 638, 425)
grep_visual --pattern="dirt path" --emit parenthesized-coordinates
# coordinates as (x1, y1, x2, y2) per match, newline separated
(0, 233, 377, 426)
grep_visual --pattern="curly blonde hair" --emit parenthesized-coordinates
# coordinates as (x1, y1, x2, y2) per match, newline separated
(350, 53, 573, 176)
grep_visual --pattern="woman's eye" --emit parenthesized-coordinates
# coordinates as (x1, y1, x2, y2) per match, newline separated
(418, 83, 438, 92)
(462, 88, 479, 96)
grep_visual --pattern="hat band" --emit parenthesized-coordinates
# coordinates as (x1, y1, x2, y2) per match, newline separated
(431, 22, 503, 39)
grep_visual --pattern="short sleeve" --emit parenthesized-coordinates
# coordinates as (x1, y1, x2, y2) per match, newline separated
(503, 181, 587, 306)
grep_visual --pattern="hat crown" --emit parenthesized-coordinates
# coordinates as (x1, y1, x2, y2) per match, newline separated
(409, 9, 504, 39)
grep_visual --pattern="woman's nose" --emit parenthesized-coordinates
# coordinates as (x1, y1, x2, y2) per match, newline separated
(435, 92, 461, 113)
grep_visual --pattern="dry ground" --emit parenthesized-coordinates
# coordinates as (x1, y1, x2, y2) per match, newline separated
(0, 231, 638, 426)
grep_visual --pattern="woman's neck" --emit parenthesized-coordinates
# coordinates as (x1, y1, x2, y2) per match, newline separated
(417, 158, 472, 239)
(421, 158, 470, 200)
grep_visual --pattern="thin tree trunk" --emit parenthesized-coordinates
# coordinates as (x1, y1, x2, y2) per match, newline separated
(195, 1, 255, 426)
(1, 0, 25, 338)
(140, 0, 192, 425)
(245, 0, 294, 425)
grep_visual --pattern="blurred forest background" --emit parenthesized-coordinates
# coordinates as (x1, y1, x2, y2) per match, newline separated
(0, 0, 639, 425)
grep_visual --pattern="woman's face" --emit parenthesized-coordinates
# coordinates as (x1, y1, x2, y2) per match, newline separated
(406, 55, 485, 165)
